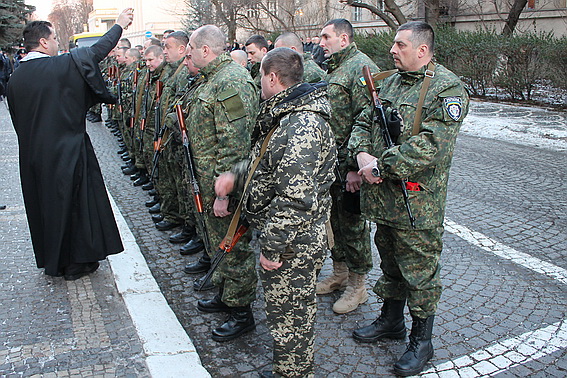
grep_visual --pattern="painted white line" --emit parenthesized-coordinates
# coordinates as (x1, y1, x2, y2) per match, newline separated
(423, 320, 567, 377)
(106, 191, 211, 378)
(445, 219, 567, 285)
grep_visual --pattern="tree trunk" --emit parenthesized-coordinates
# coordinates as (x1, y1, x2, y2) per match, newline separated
(502, 0, 528, 36)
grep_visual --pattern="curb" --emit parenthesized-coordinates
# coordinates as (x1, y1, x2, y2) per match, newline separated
(106, 192, 211, 378)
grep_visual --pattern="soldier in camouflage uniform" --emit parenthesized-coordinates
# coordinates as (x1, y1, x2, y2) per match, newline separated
(150, 32, 192, 233)
(120, 49, 141, 176)
(273, 32, 325, 84)
(349, 22, 469, 376)
(315, 19, 377, 314)
(215, 48, 336, 378)
(130, 46, 166, 188)
(245, 35, 269, 89)
(183, 25, 258, 342)
(156, 32, 204, 253)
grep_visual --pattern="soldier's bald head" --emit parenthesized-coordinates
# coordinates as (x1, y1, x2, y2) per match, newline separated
(191, 25, 226, 56)
(274, 32, 304, 53)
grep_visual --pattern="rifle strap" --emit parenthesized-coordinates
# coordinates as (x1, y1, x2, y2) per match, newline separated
(370, 61, 436, 136)
(412, 62, 436, 136)
(222, 126, 278, 249)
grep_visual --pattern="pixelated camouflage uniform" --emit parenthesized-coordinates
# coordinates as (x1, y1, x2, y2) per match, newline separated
(140, 62, 174, 174)
(302, 53, 325, 84)
(132, 67, 149, 170)
(112, 63, 126, 127)
(118, 63, 135, 154)
(162, 73, 204, 228)
(185, 54, 258, 307)
(249, 61, 261, 90)
(349, 63, 470, 318)
(232, 82, 336, 378)
(325, 43, 377, 275)
(153, 58, 189, 224)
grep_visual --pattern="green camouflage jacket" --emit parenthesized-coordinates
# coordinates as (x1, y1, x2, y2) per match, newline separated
(119, 63, 135, 115)
(303, 53, 325, 84)
(232, 82, 337, 260)
(160, 57, 189, 121)
(186, 53, 258, 203)
(349, 63, 470, 229)
(325, 43, 379, 175)
(140, 61, 174, 133)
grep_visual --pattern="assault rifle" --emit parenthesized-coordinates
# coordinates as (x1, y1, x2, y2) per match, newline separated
(116, 66, 124, 123)
(150, 80, 165, 181)
(175, 104, 249, 291)
(362, 65, 416, 228)
(139, 76, 150, 154)
(129, 63, 140, 140)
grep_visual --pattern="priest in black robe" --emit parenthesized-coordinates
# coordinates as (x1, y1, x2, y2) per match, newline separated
(7, 9, 134, 280)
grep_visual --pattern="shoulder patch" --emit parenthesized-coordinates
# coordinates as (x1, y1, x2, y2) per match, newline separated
(218, 88, 246, 122)
(444, 97, 463, 121)
(358, 77, 367, 87)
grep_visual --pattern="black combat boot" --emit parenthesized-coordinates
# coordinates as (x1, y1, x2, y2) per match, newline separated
(193, 274, 215, 291)
(352, 299, 406, 343)
(180, 236, 205, 255)
(184, 253, 211, 274)
(393, 315, 434, 376)
(211, 305, 256, 342)
(169, 225, 196, 244)
(197, 288, 229, 313)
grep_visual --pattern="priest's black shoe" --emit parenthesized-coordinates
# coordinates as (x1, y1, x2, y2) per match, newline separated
(122, 166, 137, 175)
(352, 299, 406, 343)
(211, 305, 256, 342)
(393, 316, 435, 377)
(197, 294, 230, 313)
(142, 182, 154, 191)
(194, 274, 215, 291)
(130, 171, 142, 180)
(180, 236, 205, 255)
(155, 220, 180, 231)
(184, 254, 211, 274)
(145, 196, 160, 207)
(64, 262, 100, 281)
(169, 226, 196, 244)
(133, 175, 149, 186)
(148, 203, 161, 214)
(152, 214, 164, 223)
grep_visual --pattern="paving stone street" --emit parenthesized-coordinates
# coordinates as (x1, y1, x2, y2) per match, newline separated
(1, 98, 565, 377)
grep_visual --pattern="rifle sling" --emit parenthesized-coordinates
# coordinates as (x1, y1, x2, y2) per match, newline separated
(222, 126, 278, 249)
(371, 61, 436, 136)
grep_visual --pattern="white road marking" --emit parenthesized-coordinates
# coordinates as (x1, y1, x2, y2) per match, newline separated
(445, 219, 567, 285)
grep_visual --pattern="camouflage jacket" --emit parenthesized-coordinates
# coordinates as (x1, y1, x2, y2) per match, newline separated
(163, 73, 203, 145)
(232, 82, 336, 260)
(186, 53, 258, 203)
(140, 61, 174, 133)
(325, 43, 379, 175)
(303, 53, 325, 84)
(119, 63, 135, 115)
(349, 63, 470, 229)
(160, 57, 189, 121)
(249, 61, 262, 90)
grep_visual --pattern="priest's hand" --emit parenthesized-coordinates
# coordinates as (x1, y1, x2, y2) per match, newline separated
(116, 8, 134, 29)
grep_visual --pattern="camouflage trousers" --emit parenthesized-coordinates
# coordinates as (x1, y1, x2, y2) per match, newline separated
(373, 224, 444, 319)
(329, 184, 372, 275)
(121, 117, 136, 159)
(155, 144, 183, 224)
(204, 211, 257, 307)
(259, 221, 326, 378)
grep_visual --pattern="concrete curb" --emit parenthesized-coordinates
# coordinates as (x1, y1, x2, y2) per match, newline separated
(106, 192, 211, 378)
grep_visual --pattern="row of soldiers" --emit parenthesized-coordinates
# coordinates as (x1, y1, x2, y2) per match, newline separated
(95, 17, 469, 378)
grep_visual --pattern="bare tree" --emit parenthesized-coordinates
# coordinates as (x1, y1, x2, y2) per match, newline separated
(48, 0, 93, 50)
(338, 0, 408, 30)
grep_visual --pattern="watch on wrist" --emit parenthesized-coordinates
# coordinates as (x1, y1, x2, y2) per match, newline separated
(371, 160, 380, 178)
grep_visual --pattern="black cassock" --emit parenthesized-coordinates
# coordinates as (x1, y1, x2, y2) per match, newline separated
(7, 25, 124, 276)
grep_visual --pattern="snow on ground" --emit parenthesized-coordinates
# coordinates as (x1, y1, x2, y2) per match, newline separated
(461, 100, 567, 152)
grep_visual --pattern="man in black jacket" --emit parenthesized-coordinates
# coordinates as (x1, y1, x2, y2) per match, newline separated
(7, 8, 134, 280)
